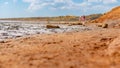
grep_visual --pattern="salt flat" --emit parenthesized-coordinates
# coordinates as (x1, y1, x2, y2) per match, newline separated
(0, 21, 96, 41)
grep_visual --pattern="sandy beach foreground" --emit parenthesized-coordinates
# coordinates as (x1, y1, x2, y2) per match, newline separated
(0, 28, 120, 68)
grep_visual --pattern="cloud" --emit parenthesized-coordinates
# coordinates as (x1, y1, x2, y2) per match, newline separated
(87, 0, 118, 4)
(23, 0, 54, 11)
(87, 0, 102, 3)
(23, 0, 91, 11)
(13, 0, 17, 3)
(102, 0, 118, 4)
(22, 0, 118, 12)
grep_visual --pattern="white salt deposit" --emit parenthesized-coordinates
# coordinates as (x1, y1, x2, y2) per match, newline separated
(0, 21, 94, 40)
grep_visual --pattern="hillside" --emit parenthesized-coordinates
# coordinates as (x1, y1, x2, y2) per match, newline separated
(0, 14, 102, 22)
(95, 6, 120, 23)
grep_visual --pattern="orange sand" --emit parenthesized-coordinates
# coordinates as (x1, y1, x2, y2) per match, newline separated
(0, 29, 120, 68)
(96, 6, 120, 23)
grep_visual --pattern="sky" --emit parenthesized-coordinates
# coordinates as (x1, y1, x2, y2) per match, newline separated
(0, 0, 119, 18)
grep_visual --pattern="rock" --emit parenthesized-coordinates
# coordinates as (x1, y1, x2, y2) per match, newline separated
(97, 24, 102, 27)
(0, 31, 8, 36)
(46, 24, 60, 29)
(0, 40, 5, 43)
(97, 23, 108, 28)
(69, 23, 82, 26)
(102, 24, 108, 28)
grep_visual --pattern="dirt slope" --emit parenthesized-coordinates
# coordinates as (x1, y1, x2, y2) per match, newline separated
(96, 6, 120, 23)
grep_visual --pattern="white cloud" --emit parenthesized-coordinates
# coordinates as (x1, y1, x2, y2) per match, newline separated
(28, 2, 51, 10)
(23, 0, 54, 11)
(22, 0, 118, 12)
(23, 0, 38, 3)
(87, 0, 118, 4)
(23, 0, 91, 11)
(87, 0, 102, 3)
(103, 0, 118, 4)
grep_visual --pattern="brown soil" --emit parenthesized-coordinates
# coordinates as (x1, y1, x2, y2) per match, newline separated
(0, 29, 120, 68)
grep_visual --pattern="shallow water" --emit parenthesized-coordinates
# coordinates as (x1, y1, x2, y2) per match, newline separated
(0, 21, 94, 40)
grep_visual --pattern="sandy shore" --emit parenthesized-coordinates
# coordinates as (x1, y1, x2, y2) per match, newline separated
(0, 28, 120, 68)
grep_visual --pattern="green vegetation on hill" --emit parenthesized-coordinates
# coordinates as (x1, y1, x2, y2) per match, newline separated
(86, 14, 103, 21)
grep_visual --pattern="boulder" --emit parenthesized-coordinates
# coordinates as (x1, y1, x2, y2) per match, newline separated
(46, 24, 60, 29)
(102, 23, 108, 28)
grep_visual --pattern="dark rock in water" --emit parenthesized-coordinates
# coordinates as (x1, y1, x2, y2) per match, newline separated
(36, 32, 40, 34)
(46, 24, 60, 29)
(7, 25, 20, 30)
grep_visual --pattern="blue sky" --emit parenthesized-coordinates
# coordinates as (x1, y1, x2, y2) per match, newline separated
(0, 0, 119, 18)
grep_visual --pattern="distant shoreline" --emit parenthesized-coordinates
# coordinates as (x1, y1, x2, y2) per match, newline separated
(0, 14, 102, 22)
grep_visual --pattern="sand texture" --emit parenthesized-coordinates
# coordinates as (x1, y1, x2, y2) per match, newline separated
(0, 29, 120, 68)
